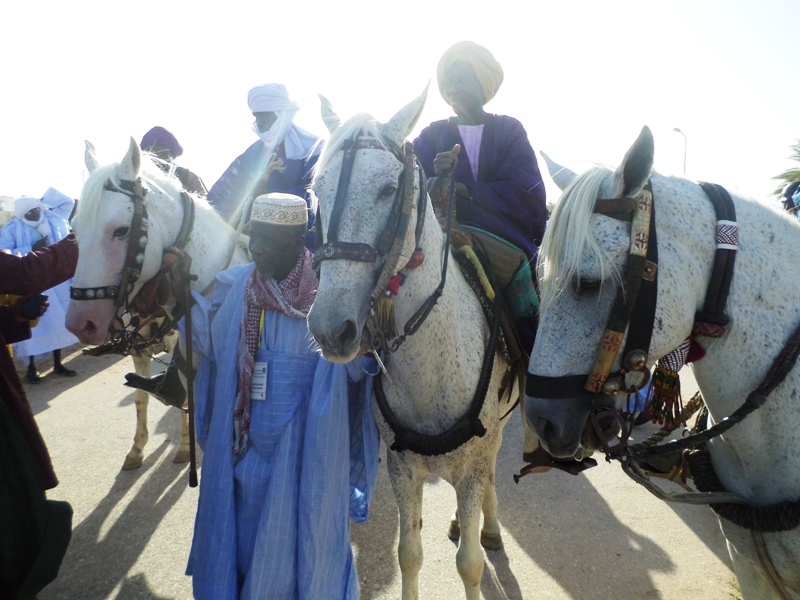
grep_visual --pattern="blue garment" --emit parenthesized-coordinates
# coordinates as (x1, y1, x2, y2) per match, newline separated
(207, 140, 320, 225)
(0, 191, 78, 357)
(185, 264, 379, 600)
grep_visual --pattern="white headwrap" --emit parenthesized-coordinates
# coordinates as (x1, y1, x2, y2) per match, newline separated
(247, 83, 321, 160)
(14, 196, 52, 240)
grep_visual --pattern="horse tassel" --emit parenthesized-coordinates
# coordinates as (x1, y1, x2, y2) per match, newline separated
(643, 339, 692, 428)
(375, 295, 398, 340)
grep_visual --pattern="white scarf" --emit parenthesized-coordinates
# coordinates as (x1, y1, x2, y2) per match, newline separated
(247, 83, 321, 161)
(14, 196, 52, 241)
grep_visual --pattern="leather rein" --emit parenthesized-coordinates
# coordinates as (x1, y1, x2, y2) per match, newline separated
(314, 132, 502, 456)
(70, 177, 196, 346)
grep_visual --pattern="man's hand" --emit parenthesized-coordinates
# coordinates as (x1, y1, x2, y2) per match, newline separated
(432, 144, 462, 177)
(14, 294, 49, 322)
(163, 248, 195, 304)
(32, 237, 48, 251)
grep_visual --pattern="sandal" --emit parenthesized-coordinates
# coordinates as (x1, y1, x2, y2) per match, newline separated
(25, 370, 42, 384)
(53, 365, 77, 377)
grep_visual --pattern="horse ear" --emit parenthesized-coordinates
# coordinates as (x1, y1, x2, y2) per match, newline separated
(379, 84, 429, 148)
(319, 95, 340, 135)
(613, 126, 654, 197)
(84, 140, 100, 173)
(119, 137, 142, 181)
(541, 151, 576, 191)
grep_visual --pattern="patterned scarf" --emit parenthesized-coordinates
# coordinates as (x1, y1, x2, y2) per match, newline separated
(233, 248, 318, 460)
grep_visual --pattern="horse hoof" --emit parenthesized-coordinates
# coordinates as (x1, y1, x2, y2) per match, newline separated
(480, 530, 503, 551)
(172, 447, 191, 464)
(122, 454, 143, 470)
(448, 518, 460, 542)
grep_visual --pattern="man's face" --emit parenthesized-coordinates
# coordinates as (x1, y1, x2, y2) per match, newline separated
(248, 222, 304, 280)
(254, 111, 278, 133)
(24, 207, 41, 222)
(443, 60, 485, 115)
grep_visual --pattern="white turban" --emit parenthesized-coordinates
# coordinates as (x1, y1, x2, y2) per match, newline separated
(14, 196, 43, 223)
(246, 83, 321, 161)
(14, 195, 52, 239)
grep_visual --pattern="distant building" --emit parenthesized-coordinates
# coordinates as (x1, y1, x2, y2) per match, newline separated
(0, 195, 15, 229)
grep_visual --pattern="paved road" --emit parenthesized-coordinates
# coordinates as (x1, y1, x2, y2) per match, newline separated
(24, 345, 736, 599)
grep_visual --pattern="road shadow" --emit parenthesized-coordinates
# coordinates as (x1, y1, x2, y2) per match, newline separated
(492, 415, 729, 599)
(24, 344, 128, 417)
(39, 441, 188, 600)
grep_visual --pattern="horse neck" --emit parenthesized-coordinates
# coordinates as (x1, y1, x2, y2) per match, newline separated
(659, 184, 800, 497)
(386, 195, 489, 400)
(183, 203, 248, 295)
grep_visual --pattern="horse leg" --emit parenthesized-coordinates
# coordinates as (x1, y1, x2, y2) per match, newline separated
(172, 400, 191, 464)
(480, 431, 504, 551)
(387, 451, 425, 600)
(166, 335, 191, 464)
(455, 477, 487, 600)
(123, 353, 150, 470)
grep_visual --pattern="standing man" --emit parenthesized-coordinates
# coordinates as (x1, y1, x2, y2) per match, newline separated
(0, 234, 78, 599)
(185, 193, 379, 599)
(207, 84, 322, 234)
(0, 189, 80, 382)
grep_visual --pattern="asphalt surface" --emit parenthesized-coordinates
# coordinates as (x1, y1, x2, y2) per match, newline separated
(22, 345, 737, 599)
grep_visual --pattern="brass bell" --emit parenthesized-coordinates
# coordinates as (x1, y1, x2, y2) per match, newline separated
(602, 375, 625, 395)
(624, 349, 648, 372)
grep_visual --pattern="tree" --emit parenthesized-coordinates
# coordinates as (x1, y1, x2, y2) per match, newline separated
(773, 140, 800, 197)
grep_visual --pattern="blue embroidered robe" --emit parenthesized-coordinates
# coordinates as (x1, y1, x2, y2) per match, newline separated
(185, 264, 378, 600)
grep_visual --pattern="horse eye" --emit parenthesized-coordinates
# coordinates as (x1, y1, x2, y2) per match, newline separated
(575, 278, 601, 296)
(113, 226, 130, 239)
(378, 184, 398, 200)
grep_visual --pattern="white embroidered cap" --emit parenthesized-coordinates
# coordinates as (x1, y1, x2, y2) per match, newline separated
(248, 193, 308, 229)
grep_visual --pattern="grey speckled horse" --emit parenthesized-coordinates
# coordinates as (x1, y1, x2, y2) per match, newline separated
(527, 127, 800, 598)
(307, 90, 519, 600)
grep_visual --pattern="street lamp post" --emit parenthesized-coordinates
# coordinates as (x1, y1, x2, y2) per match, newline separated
(673, 127, 687, 175)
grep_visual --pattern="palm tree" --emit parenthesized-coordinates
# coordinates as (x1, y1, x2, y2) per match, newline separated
(773, 140, 800, 197)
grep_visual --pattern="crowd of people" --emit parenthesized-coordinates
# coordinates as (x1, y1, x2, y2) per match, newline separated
(1, 40, 549, 599)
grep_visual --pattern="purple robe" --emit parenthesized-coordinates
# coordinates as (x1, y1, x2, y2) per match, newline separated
(413, 114, 547, 263)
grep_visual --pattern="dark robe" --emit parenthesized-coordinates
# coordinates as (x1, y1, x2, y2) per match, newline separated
(0, 234, 77, 599)
(413, 114, 547, 264)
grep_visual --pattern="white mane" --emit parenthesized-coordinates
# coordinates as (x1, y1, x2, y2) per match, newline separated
(315, 114, 389, 174)
(74, 154, 208, 240)
(537, 167, 624, 306)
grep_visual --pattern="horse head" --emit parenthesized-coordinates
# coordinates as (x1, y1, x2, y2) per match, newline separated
(66, 138, 188, 345)
(526, 127, 701, 458)
(307, 88, 430, 362)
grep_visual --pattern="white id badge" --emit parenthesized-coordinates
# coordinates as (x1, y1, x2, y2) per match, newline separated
(251, 362, 268, 401)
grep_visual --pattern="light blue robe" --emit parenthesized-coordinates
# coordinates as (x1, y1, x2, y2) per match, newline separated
(185, 263, 379, 600)
(0, 190, 78, 357)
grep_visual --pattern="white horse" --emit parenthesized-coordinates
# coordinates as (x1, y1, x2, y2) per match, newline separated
(526, 127, 800, 598)
(66, 140, 250, 470)
(307, 91, 519, 600)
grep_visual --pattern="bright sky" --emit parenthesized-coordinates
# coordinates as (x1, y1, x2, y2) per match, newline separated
(2, 0, 798, 208)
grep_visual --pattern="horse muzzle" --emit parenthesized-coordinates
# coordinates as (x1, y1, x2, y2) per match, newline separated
(524, 394, 620, 458)
(307, 304, 363, 364)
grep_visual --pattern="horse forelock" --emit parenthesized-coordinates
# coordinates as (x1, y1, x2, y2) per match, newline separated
(537, 167, 623, 307)
(74, 154, 189, 241)
(314, 114, 388, 175)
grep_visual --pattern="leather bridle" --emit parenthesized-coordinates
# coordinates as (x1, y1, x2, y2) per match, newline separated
(527, 181, 658, 401)
(70, 177, 196, 341)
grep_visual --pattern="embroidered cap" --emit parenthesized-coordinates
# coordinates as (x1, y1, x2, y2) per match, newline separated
(246, 193, 308, 231)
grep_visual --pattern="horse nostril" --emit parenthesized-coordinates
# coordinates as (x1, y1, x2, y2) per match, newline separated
(338, 319, 358, 347)
(84, 320, 97, 335)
